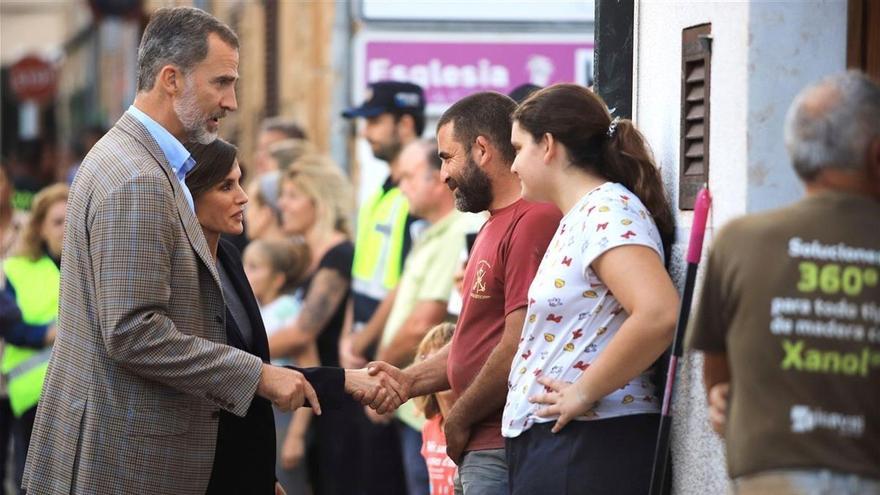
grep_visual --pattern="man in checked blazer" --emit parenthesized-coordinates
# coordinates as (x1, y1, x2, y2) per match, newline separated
(19, 8, 365, 494)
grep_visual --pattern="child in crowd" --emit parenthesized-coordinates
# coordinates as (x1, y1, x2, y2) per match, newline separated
(243, 238, 318, 494)
(414, 323, 457, 495)
(244, 238, 311, 358)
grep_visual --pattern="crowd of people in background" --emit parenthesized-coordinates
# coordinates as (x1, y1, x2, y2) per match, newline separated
(0, 6, 878, 495)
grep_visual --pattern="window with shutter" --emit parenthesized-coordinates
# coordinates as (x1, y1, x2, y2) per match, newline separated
(679, 24, 712, 210)
(847, 0, 880, 81)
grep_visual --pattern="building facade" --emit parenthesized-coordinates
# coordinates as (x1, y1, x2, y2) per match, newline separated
(630, 1, 872, 493)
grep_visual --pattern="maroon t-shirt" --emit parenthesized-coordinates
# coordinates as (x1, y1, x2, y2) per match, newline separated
(447, 199, 562, 452)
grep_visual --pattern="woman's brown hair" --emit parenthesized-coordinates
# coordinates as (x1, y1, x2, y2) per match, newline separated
(412, 322, 456, 419)
(513, 84, 674, 250)
(185, 138, 239, 199)
(16, 183, 69, 261)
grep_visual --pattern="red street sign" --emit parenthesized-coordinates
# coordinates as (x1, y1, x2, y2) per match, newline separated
(9, 55, 58, 104)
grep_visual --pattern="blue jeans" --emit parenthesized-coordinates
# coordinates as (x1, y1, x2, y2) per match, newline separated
(732, 469, 880, 495)
(453, 448, 508, 495)
(397, 421, 430, 495)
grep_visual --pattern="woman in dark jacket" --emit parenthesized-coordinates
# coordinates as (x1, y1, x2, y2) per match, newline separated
(186, 139, 405, 494)
(187, 138, 291, 494)
(186, 139, 385, 495)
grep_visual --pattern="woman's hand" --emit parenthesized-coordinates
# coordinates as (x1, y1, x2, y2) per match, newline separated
(529, 376, 592, 433)
(281, 430, 306, 470)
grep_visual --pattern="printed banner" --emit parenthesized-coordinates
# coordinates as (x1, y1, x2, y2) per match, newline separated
(354, 32, 594, 115)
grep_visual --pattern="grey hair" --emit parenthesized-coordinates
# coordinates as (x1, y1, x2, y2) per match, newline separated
(136, 7, 239, 92)
(417, 138, 441, 171)
(784, 70, 880, 180)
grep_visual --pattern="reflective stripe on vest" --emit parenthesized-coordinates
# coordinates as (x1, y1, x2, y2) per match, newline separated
(2, 256, 58, 417)
(7, 348, 52, 381)
(351, 186, 410, 301)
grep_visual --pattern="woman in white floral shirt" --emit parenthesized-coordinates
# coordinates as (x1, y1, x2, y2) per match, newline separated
(503, 84, 680, 494)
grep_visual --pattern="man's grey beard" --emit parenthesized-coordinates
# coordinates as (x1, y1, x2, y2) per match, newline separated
(174, 77, 219, 145)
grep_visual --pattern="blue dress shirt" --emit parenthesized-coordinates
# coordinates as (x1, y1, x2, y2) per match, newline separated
(127, 105, 196, 212)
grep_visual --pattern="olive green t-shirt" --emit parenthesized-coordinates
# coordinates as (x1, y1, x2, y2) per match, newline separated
(687, 191, 880, 480)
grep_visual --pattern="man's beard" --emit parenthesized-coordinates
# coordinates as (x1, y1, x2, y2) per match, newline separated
(372, 134, 402, 163)
(174, 77, 221, 145)
(452, 155, 493, 213)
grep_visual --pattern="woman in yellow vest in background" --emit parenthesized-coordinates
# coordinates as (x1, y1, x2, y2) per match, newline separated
(1, 183, 67, 490)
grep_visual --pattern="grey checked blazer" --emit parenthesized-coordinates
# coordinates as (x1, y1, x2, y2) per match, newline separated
(22, 112, 264, 494)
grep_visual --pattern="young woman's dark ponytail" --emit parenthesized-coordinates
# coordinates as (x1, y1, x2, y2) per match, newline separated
(514, 84, 674, 253)
(602, 119, 675, 252)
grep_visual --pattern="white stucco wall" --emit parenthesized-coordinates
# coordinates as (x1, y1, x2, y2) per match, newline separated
(745, 1, 847, 212)
(635, 5, 749, 492)
(633, 1, 847, 493)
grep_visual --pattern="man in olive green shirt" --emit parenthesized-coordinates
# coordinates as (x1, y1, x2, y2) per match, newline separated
(688, 71, 880, 494)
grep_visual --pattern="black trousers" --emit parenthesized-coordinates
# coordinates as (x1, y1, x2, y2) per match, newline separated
(12, 406, 36, 495)
(308, 396, 406, 495)
(0, 398, 13, 495)
(206, 399, 276, 495)
(506, 414, 662, 495)
(356, 410, 407, 495)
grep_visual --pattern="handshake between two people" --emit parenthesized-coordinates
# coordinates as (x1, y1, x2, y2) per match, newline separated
(256, 362, 412, 415)
(346, 361, 412, 413)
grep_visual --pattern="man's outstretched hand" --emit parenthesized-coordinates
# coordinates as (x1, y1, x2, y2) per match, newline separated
(345, 366, 408, 413)
(257, 364, 321, 415)
(345, 362, 413, 414)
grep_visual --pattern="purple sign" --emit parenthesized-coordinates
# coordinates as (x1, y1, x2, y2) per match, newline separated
(360, 37, 593, 114)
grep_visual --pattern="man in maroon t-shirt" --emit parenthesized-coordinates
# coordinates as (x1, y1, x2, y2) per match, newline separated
(369, 92, 561, 494)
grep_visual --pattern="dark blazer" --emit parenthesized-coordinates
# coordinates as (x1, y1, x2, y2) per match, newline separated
(207, 239, 346, 494)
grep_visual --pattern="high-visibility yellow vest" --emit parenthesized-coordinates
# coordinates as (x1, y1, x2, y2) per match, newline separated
(351, 186, 410, 302)
(1, 255, 57, 417)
